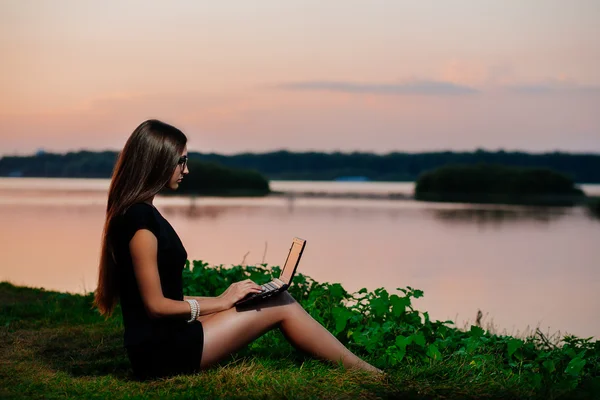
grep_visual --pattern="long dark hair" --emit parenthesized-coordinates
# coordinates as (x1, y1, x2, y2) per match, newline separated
(94, 119, 187, 316)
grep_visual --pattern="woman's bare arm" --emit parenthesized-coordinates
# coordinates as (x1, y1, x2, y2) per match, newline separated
(129, 229, 261, 319)
(183, 295, 223, 317)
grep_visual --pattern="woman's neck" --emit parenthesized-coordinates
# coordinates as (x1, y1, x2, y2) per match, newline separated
(143, 196, 155, 206)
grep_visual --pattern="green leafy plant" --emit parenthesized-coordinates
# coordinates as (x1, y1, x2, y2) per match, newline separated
(182, 261, 600, 394)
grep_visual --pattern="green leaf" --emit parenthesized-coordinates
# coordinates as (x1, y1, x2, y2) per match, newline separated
(395, 344, 407, 363)
(395, 335, 413, 349)
(469, 325, 484, 338)
(381, 321, 395, 334)
(412, 332, 426, 347)
(426, 344, 442, 360)
(376, 288, 390, 301)
(389, 295, 409, 317)
(332, 307, 352, 334)
(529, 373, 543, 389)
(465, 337, 480, 353)
(507, 338, 523, 358)
(423, 311, 430, 324)
(370, 297, 389, 318)
(329, 283, 345, 299)
(543, 359, 556, 373)
(565, 357, 586, 376)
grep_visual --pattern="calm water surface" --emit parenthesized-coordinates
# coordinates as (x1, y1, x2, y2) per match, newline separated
(1, 178, 599, 338)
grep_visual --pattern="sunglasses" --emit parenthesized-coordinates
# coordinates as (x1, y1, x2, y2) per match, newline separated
(177, 155, 188, 170)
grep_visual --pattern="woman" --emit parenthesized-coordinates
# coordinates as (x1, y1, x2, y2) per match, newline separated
(94, 119, 381, 379)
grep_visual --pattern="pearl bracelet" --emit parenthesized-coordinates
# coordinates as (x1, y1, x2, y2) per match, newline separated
(184, 299, 200, 323)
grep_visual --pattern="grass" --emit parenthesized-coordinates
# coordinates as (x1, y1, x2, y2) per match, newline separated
(1, 281, 598, 399)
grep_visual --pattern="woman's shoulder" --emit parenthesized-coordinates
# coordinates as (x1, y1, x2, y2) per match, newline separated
(119, 202, 161, 234)
(125, 202, 156, 218)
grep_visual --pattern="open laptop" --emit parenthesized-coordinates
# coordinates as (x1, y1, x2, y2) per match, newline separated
(235, 237, 306, 306)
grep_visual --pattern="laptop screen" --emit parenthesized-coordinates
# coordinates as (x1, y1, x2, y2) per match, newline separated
(279, 239, 305, 284)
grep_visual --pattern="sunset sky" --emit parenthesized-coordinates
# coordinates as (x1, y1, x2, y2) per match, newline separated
(1, 0, 599, 155)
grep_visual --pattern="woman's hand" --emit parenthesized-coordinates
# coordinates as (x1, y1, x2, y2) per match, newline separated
(218, 279, 263, 309)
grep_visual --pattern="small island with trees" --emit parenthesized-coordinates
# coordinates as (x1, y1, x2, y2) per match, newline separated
(414, 164, 587, 207)
(172, 159, 270, 197)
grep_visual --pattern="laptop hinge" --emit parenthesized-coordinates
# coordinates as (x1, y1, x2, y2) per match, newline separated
(274, 278, 285, 286)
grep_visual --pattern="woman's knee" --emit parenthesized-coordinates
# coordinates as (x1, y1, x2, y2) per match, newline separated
(234, 291, 297, 312)
(260, 291, 297, 306)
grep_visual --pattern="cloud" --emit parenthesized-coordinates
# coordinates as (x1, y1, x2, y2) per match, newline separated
(275, 80, 479, 96)
(506, 81, 600, 95)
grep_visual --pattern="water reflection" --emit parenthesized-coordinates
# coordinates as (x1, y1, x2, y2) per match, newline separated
(162, 204, 237, 219)
(584, 201, 600, 221)
(431, 207, 571, 226)
(161, 202, 418, 222)
(1, 180, 600, 339)
(162, 200, 583, 228)
(586, 209, 600, 221)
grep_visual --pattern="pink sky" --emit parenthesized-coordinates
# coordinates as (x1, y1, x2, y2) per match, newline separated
(1, 0, 599, 155)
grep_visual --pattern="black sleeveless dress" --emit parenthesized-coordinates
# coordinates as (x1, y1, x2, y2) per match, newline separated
(110, 202, 204, 380)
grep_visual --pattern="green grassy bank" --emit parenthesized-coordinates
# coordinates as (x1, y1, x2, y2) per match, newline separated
(1, 262, 598, 399)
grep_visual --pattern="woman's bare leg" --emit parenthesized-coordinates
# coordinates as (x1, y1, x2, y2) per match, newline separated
(199, 292, 380, 373)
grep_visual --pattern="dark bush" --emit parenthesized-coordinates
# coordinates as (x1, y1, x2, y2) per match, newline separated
(415, 164, 586, 206)
(173, 159, 270, 196)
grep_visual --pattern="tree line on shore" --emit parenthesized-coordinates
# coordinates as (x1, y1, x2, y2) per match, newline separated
(2, 150, 599, 211)
(1, 149, 599, 183)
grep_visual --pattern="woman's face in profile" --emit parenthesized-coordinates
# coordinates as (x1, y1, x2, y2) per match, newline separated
(167, 146, 189, 190)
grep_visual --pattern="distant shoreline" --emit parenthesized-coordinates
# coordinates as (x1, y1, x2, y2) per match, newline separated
(1, 177, 600, 199)
(270, 190, 413, 200)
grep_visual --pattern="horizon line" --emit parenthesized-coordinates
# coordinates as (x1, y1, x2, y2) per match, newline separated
(2, 147, 600, 158)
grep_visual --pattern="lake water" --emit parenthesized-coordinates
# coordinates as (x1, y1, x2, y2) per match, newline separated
(1, 178, 599, 339)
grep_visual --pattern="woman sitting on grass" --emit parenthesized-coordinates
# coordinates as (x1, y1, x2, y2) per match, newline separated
(94, 119, 381, 380)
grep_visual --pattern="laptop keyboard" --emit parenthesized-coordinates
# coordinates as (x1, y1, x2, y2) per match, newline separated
(237, 279, 285, 304)
(261, 281, 279, 292)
